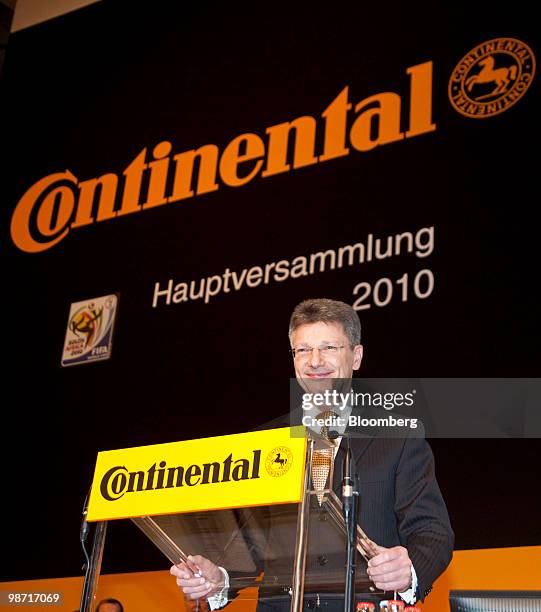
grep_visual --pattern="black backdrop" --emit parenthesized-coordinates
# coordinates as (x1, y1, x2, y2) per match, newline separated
(1, 1, 539, 581)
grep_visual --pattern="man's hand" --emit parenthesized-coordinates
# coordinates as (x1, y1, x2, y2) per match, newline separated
(170, 555, 225, 601)
(364, 542, 413, 593)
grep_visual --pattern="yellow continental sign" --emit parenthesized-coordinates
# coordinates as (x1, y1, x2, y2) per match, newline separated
(87, 426, 306, 521)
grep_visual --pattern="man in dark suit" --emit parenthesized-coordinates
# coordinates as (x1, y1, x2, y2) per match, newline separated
(171, 298, 453, 608)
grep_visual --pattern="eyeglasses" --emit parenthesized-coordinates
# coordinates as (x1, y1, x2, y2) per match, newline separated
(290, 345, 345, 359)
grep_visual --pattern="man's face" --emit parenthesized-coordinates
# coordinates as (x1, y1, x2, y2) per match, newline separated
(97, 605, 121, 612)
(290, 321, 363, 393)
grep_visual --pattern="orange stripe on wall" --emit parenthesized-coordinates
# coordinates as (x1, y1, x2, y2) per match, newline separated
(1, 546, 540, 611)
(417, 545, 541, 611)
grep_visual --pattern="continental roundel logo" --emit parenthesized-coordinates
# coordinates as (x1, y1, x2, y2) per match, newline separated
(449, 37, 535, 118)
(265, 446, 293, 477)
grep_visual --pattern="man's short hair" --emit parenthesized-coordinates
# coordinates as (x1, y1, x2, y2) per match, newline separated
(96, 598, 124, 612)
(289, 298, 361, 347)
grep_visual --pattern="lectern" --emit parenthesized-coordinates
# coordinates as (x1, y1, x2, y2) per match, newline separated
(81, 427, 379, 611)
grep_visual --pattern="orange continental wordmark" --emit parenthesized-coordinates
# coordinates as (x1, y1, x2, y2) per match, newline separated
(449, 37, 535, 119)
(11, 62, 436, 253)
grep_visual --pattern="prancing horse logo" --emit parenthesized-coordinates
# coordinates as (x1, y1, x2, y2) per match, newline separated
(465, 55, 518, 97)
(448, 37, 535, 118)
(265, 446, 293, 477)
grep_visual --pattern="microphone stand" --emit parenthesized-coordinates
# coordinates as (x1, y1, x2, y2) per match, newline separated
(79, 486, 93, 611)
(79, 486, 108, 612)
(342, 436, 359, 612)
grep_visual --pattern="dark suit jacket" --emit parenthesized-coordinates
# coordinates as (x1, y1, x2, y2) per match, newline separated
(255, 406, 454, 603)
